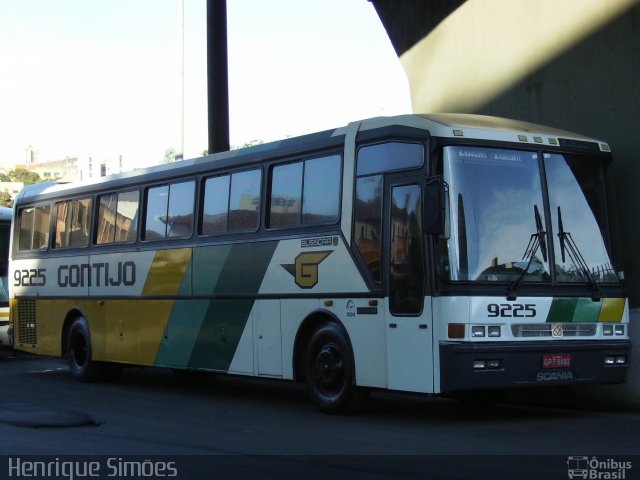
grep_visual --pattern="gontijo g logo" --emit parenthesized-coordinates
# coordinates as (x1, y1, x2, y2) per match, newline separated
(281, 251, 332, 289)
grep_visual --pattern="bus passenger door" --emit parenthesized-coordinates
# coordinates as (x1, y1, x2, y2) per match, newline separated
(385, 182, 434, 393)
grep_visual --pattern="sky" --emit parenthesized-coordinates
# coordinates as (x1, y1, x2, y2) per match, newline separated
(0, 0, 411, 170)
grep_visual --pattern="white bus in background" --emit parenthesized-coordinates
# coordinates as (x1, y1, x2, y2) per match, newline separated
(0, 206, 12, 348)
(9, 114, 630, 413)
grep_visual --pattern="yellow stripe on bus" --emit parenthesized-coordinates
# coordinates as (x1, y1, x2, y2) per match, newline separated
(597, 298, 625, 322)
(142, 248, 192, 296)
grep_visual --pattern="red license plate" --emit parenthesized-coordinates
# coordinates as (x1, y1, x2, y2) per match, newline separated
(542, 353, 571, 369)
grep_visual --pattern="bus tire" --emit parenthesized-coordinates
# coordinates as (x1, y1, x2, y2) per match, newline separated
(305, 323, 368, 414)
(67, 317, 103, 382)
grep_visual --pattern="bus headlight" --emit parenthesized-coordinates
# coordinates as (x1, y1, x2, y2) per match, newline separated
(603, 325, 614, 336)
(488, 326, 501, 337)
(614, 325, 625, 336)
(471, 326, 485, 337)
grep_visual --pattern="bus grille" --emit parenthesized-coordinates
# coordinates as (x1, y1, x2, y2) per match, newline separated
(17, 299, 37, 345)
(511, 323, 597, 338)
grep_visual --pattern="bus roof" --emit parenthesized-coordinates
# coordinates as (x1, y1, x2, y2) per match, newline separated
(360, 113, 608, 146)
(15, 113, 609, 205)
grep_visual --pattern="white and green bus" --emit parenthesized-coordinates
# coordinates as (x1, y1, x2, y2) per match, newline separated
(10, 114, 629, 413)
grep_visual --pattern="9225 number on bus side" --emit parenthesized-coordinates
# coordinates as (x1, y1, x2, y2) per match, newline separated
(14, 268, 46, 287)
(487, 303, 536, 318)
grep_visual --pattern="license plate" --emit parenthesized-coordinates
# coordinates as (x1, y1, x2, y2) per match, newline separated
(542, 353, 571, 369)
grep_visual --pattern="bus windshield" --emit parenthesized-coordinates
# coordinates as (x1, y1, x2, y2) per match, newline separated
(441, 146, 619, 285)
(545, 152, 618, 284)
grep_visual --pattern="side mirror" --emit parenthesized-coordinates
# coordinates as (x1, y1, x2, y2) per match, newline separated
(424, 176, 446, 235)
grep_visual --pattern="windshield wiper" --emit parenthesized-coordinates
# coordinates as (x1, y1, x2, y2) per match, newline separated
(507, 205, 547, 300)
(557, 206, 601, 300)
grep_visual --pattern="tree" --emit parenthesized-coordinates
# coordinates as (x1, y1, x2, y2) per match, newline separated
(8, 168, 42, 185)
(0, 191, 13, 208)
(163, 147, 176, 163)
(201, 140, 265, 155)
(236, 139, 264, 149)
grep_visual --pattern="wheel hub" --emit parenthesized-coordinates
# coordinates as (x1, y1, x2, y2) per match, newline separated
(315, 344, 344, 392)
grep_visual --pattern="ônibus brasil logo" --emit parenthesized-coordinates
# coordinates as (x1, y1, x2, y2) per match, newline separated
(567, 456, 632, 479)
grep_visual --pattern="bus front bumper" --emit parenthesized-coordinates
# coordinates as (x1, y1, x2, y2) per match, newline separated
(439, 340, 630, 393)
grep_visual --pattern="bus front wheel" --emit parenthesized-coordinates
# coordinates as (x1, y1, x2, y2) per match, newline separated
(67, 317, 102, 382)
(304, 323, 368, 414)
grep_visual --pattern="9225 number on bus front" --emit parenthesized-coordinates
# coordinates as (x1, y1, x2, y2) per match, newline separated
(487, 303, 536, 318)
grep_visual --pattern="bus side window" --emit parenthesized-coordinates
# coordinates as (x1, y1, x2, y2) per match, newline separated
(97, 190, 139, 244)
(201, 175, 230, 235)
(18, 207, 36, 251)
(55, 198, 92, 248)
(357, 142, 423, 176)
(167, 181, 195, 238)
(268, 154, 341, 229)
(115, 190, 140, 242)
(270, 162, 302, 227)
(229, 169, 261, 232)
(144, 181, 195, 240)
(145, 186, 169, 240)
(97, 194, 117, 244)
(302, 154, 341, 224)
(354, 175, 383, 282)
(389, 184, 425, 315)
(17, 205, 51, 251)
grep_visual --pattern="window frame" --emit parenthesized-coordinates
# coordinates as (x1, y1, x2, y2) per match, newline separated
(268, 160, 304, 229)
(199, 167, 263, 237)
(53, 196, 93, 250)
(356, 141, 424, 177)
(16, 203, 52, 253)
(199, 173, 231, 237)
(266, 152, 343, 231)
(142, 179, 196, 243)
(94, 188, 140, 246)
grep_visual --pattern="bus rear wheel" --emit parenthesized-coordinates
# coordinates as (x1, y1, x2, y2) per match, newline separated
(67, 316, 103, 382)
(304, 323, 368, 414)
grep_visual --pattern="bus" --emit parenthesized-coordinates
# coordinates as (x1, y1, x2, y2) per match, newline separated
(0, 207, 12, 348)
(9, 114, 629, 413)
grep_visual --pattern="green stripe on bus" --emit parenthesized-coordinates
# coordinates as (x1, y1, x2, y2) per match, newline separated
(155, 241, 278, 370)
(188, 299, 254, 371)
(154, 300, 196, 367)
(546, 298, 578, 323)
(192, 244, 232, 295)
(212, 241, 278, 296)
(546, 297, 604, 323)
(187, 241, 278, 371)
(572, 298, 602, 322)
